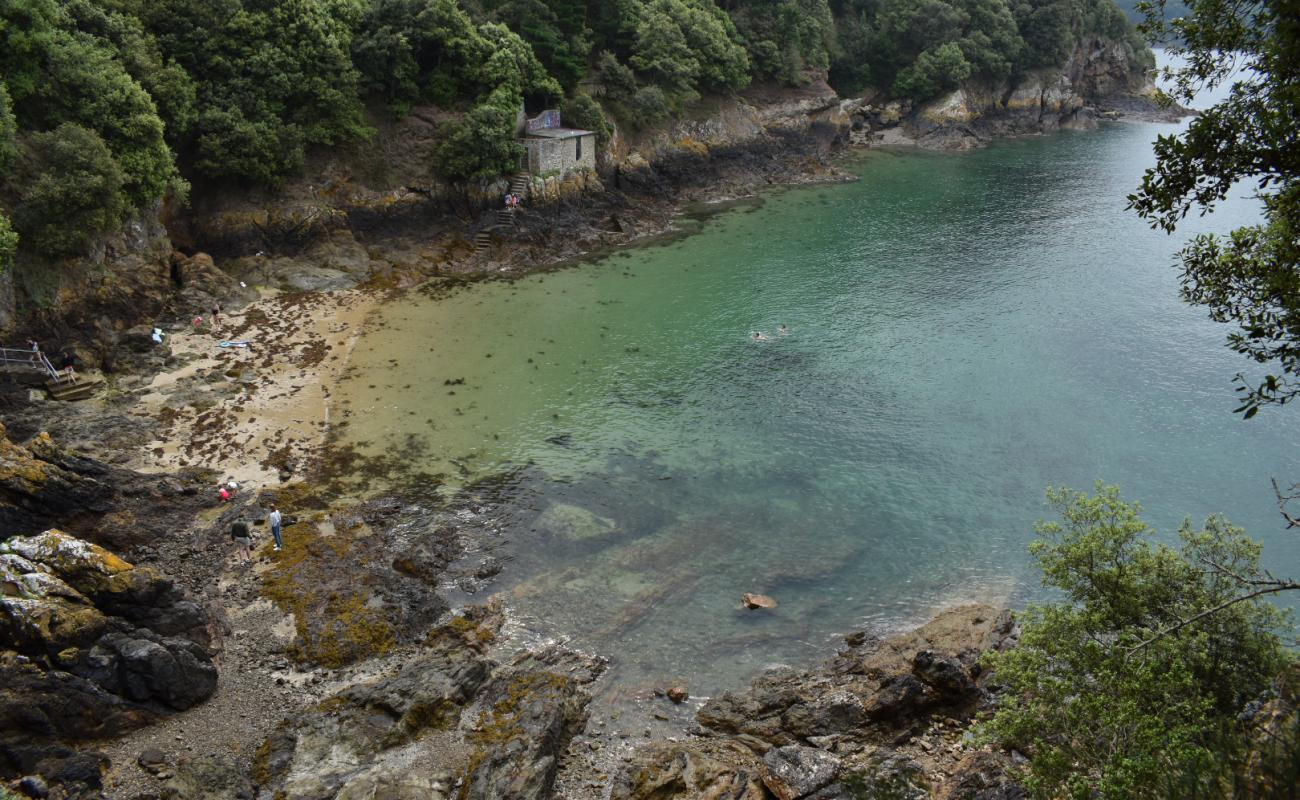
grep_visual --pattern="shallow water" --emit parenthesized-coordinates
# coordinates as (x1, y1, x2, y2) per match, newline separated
(336, 87, 1299, 699)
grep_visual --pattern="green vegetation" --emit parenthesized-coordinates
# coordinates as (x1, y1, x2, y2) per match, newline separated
(983, 484, 1295, 799)
(0, 0, 1152, 268)
(1129, 0, 1300, 418)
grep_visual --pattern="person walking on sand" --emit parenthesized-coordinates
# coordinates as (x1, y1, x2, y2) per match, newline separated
(211, 301, 221, 328)
(268, 504, 283, 551)
(230, 518, 252, 563)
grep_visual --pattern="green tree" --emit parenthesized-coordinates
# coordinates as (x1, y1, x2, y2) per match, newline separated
(560, 91, 612, 148)
(892, 41, 972, 100)
(0, 0, 178, 207)
(729, 0, 835, 86)
(432, 89, 523, 181)
(0, 82, 15, 171)
(1129, 0, 1300, 417)
(11, 123, 131, 256)
(0, 213, 16, 274)
(485, 0, 591, 91)
(982, 484, 1290, 799)
(143, 0, 369, 185)
(629, 0, 700, 93)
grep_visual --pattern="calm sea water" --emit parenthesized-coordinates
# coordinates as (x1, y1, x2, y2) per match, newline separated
(335, 67, 1299, 699)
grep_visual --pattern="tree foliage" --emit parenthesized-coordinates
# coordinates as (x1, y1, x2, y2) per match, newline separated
(11, 123, 132, 257)
(0, 0, 1154, 266)
(1129, 0, 1300, 417)
(982, 484, 1290, 799)
(0, 213, 16, 274)
(828, 0, 1148, 101)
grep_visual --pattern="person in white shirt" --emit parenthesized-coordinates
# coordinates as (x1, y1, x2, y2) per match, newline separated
(269, 504, 283, 551)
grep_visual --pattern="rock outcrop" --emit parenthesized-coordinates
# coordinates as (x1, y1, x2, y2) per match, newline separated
(611, 604, 1026, 799)
(846, 37, 1180, 150)
(0, 531, 216, 795)
(253, 610, 605, 800)
(0, 423, 213, 552)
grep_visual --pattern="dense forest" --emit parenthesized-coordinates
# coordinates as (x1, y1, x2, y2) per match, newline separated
(0, 0, 1149, 272)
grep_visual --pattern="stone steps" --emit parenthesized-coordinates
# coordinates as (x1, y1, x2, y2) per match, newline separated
(46, 375, 103, 401)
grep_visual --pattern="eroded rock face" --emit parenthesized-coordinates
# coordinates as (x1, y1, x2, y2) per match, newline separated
(255, 641, 492, 799)
(255, 615, 605, 800)
(0, 531, 216, 758)
(608, 741, 769, 800)
(623, 605, 1020, 799)
(162, 753, 255, 800)
(762, 745, 841, 799)
(461, 647, 604, 800)
(0, 425, 214, 552)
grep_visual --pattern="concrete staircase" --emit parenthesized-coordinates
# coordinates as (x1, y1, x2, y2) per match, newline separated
(45, 374, 103, 401)
(508, 172, 532, 199)
(474, 172, 535, 254)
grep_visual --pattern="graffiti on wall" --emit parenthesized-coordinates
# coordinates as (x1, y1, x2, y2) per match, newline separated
(526, 110, 562, 132)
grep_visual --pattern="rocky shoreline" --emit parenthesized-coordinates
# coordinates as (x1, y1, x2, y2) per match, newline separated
(0, 44, 1188, 799)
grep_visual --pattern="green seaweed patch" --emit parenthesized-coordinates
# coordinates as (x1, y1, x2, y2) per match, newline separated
(259, 520, 396, 668)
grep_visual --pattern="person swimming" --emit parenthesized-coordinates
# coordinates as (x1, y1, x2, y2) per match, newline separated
(752, 332, 770, 341)
(778, 325, 789, 335)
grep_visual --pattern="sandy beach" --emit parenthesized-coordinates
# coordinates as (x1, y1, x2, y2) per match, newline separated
(128, 288, 382, 488)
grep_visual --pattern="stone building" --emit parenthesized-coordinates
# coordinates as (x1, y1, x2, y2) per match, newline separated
(518, 109, 596, 176)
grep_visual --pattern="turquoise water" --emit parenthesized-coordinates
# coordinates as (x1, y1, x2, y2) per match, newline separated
(337, 107, 1299, 699)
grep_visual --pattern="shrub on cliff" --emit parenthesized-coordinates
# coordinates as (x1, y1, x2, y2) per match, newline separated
(0, 214, 16, 275)
(893, 42, 973, 101)
(10, 123, 131, 257)
(561, 91, 612, 149)
(433, 93, 525, 182)
(982, 484, 1292, 799)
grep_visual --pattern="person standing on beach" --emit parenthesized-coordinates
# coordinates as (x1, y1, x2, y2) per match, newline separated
(211, 301, 221, 328)
(230, 518, 252, 563)
(268, 504, 283, 551)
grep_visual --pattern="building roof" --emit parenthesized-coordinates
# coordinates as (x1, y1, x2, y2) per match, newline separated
(524, 127, 592, 140)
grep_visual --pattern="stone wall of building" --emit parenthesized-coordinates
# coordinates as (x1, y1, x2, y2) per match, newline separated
(524, 134, 596, 176)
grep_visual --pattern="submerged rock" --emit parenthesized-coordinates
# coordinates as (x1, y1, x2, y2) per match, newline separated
(534, 502, 618, 544)
(741, 593, 778, 610)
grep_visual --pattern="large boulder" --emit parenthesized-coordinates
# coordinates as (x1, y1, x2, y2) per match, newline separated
(608, 741, 768, 800)
(761, 745, 841, 800)
(1, 531, 209, 648)
(461, 670, 590, 800)
(0, 426, 215, 551)
(0, 531, 216, 764)
(255, 645, 492, 799)
(162, 753, 256, 800)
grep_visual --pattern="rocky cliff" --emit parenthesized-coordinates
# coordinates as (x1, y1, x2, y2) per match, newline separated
(849, 37, 1173, 149)
(0, 531, 216, 798)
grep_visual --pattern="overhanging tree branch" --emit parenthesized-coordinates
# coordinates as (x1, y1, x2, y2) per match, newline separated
(1126, 581, 1300, 658)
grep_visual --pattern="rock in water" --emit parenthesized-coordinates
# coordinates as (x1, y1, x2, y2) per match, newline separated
(741, 593, 777, 610)
(666, 686, 689, 704)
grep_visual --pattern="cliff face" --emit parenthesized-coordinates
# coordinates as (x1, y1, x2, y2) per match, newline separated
(873, 37, 1169, 149)
(0, 38, 1169, 347)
